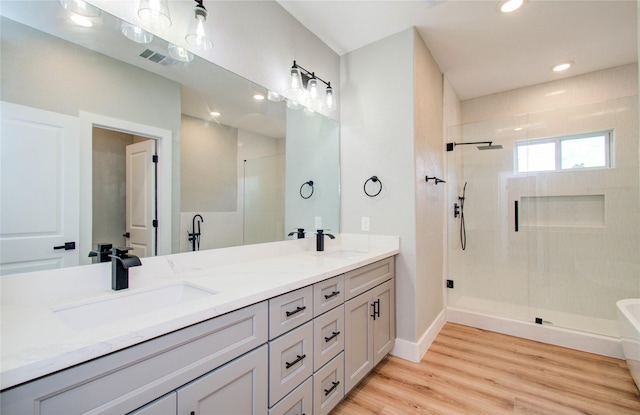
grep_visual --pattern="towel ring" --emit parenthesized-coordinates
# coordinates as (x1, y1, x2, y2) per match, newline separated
(364, 176, 382, 197)
(300, 180, 314, 199)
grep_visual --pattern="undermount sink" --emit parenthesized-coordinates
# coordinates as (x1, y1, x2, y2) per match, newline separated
(53, 283, 218, 330)
(321, 249, 367, 259)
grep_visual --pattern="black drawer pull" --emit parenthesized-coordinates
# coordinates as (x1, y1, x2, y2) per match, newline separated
(324, 381, 340, 396)
(324, 290, 340, 300)
(285, 354, 306, 369)
(324, 331, 340, 342)
(286, 306, 306, 317)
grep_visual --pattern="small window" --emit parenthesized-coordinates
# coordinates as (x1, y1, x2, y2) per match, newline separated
(516, 130, 612, 173)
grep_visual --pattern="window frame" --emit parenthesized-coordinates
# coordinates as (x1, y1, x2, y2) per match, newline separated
(515, 129, 613, 174)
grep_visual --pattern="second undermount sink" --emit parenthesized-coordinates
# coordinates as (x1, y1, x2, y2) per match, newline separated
(321, 249, 367, 259)
(53, 283, 218, 331)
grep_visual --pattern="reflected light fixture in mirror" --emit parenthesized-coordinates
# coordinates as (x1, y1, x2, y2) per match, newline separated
(168, 43, 194, 62)
(59, 0, 101, 17)
(186, 0, 213, 50)
(138, 0, 172, 29)
(121, 22, 154, 44)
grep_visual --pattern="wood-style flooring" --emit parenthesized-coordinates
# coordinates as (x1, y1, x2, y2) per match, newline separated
(331, 322, 640, 415)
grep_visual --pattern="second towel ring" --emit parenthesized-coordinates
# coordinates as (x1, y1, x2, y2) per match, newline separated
(364, 176, 382, 197)
(300, 180, 314, 199)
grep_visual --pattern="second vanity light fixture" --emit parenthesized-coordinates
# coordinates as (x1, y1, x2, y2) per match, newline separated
(287, 61, 335, 112)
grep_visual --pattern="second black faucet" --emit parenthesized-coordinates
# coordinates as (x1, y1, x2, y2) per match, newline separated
(316, 229, 335, 251)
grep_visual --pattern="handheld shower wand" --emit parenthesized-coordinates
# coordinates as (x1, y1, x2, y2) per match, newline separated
(455, 182, 467, 250)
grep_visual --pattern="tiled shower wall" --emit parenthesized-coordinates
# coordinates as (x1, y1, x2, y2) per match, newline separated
(447, 64, 639, 335)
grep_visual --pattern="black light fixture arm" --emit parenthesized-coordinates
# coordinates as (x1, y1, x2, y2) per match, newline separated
(292, 60, 331, 88)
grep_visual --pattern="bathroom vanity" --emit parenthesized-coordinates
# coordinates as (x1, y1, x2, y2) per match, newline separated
(0, 234, 398, 414)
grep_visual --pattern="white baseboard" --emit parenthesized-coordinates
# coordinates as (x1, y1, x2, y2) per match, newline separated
(447, 306, 623, 359)
(391, 310, 446, 362)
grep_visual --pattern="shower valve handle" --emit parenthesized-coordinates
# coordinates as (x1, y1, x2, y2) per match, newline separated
(454, 203, 460, 218)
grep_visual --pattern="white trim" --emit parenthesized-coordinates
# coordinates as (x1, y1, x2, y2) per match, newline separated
(79, 112, 172, 265)
(446, 306, 624, 359)
(390, 310, 446, 362)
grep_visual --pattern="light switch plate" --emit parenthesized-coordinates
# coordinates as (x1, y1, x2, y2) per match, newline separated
(361, 217, 370, 232)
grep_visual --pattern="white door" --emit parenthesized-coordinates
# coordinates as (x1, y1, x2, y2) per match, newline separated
(125, 139, 156, 258)
(0, 102, 79, 275)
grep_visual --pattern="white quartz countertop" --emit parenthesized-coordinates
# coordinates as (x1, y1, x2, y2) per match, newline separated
(0, 234, 399, 390)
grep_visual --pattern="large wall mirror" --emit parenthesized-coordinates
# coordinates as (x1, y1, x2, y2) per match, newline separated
(0, 1, 339, 275)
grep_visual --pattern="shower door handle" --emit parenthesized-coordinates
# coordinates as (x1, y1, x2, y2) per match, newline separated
(514, 200, 519, 232)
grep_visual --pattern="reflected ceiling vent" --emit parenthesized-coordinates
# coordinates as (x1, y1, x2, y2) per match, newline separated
(138, 48, 177, 66)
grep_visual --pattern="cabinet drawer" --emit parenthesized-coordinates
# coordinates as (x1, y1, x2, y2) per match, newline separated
(344, 257, 394, 300)
(3, 302, 268, 415)
(313, 352, 344, 415)
(268, 321, 313, 406)
(268, 376, 312, 415)
(127, 392, 176, 415)
(313, 304, 344, 371)
(269, 286, 313, 339)
(313, 274, 344, 317)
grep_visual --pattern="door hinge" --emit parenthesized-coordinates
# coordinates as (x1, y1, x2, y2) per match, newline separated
(446, 280, 454, 289)
(153, 219, 158, 228)
(152, 154, 158, 163)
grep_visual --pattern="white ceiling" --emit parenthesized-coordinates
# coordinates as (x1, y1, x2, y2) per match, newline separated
(277, 0, 638, 100)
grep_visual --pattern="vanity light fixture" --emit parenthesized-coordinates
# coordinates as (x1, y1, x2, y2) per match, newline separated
(552, 61, 573, 72)
(138, 0, 172, 29)
(121, 22, 154, 44)
(186, 0, 213, 50)
(267, 91, 285, 102)
(168, 43, 194, 62)
(59, 0, 101, 17)
(498, 0, 524, 13)
(286, 61, 336, 111)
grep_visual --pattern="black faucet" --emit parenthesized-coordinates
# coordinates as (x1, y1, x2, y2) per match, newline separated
(110, 247, 142, 290)
(288, 228, 306, 239)
(316, 229, 335, 252)
(88, 243, 113, 263)
(187, 214, 204, 251)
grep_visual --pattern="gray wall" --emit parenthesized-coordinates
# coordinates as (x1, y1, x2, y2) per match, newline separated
(180, 115, 238, 212)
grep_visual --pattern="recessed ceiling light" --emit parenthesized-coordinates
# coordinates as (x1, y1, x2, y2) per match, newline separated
(253, 94, 265, 101)
(498, 0, 524, 13)
(210, 111, 221, 117)
(552, 62, 573, 72)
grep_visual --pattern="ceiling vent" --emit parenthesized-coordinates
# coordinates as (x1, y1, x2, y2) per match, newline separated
(138, 48, 177, 66)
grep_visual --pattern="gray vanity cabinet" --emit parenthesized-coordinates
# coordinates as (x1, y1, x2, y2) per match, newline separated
(344, 258, 395, 393)
(176, 345, 268, 415)
(128, 393, 176, 415)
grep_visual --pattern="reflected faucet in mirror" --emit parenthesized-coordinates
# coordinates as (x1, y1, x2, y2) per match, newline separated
(88, 243, 113, 263)
(188, 214, 204, 251)
(288, 228, 306, 239)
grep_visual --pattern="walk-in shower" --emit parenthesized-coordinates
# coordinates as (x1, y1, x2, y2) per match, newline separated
(446, 95, 639, 347)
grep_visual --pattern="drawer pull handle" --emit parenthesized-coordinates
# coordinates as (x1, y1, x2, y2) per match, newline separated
(286, 306, 306, 317)
(324, 290, 340, 300)
(324, 381, 340, 396)
(324, 331, 340, 342)
(285, 354, 306, 369)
